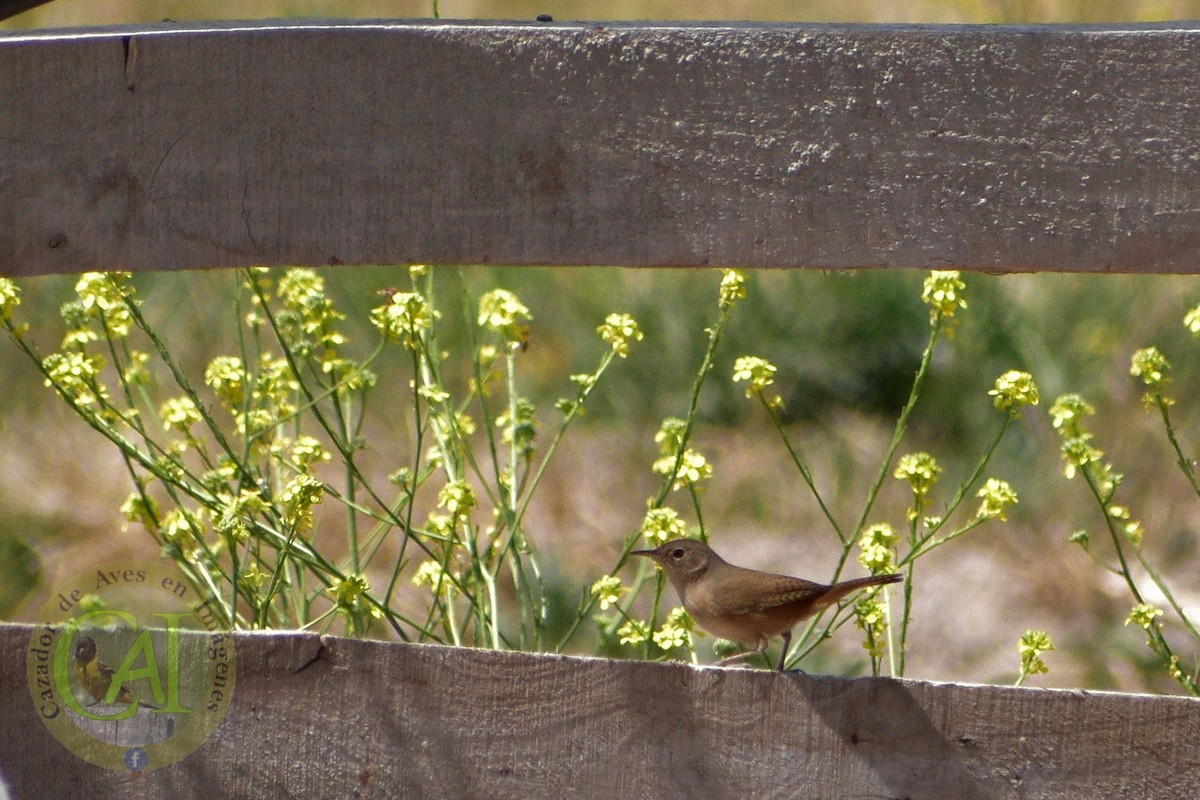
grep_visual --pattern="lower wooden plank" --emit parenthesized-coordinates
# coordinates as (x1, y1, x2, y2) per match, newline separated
(1, 622, 1197, 798)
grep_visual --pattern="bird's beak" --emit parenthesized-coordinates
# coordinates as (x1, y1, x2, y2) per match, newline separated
(630, 549, 660, 562)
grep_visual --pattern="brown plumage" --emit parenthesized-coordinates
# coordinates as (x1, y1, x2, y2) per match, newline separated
(632, 539, 902, 671)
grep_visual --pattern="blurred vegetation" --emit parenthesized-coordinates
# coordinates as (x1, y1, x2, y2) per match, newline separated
(5, 0, 1200, 691)
(6, 0, 1200, 27)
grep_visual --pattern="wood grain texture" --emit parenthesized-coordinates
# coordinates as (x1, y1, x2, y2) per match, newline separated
(3, 21, 1200, 276)
(1, 623, 1198, 798)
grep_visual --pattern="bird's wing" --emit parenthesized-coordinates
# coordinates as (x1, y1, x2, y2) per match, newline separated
(95, 659, 116, 681)
(707, 569, 827, 615)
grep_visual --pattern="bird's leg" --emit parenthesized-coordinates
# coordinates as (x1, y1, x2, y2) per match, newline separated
(776, 631, 809, 674)
(717, 637, 770, 667)
(776, 631, 792, 672)
(716, 651, 754, 666)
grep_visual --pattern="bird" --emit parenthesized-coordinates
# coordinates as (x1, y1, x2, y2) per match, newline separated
(631, 539, 903, 671)
(73, 635, 160, 709)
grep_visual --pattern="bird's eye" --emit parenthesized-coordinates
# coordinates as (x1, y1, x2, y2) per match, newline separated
(671, 548, 685, 559)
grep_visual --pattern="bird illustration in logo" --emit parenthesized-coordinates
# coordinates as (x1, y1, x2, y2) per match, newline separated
(73, 635, 161, 709)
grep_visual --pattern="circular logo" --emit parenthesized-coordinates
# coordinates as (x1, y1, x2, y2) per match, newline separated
(26, 560, 235, 772)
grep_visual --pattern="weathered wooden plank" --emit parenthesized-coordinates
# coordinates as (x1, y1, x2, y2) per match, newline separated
(1, 622, 1197, 798)
(3, 21, 1200, 276)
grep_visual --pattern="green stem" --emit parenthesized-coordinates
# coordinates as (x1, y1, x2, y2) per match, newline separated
(1081, 466, 1196, 695)
(761, 397, 845, 543)
(785, 317, 945, 670)
(557, 286, 733, 654)
(1155, 396, 1200, 499)
(848, 318, 944, 563)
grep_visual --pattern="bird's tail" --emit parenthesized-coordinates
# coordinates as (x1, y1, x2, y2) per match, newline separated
(822, 573, 903, 606)
(845, 573, 903, 590)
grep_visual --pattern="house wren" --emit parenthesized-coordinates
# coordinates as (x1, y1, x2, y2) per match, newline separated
(631, 539, 902, 671)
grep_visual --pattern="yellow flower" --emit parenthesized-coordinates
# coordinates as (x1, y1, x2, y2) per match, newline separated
(640, 507, 688, 544)
(370, 291, 437, 349)
(732, 356, 777, 399)
(921, 270, 966, 321)
(160, 396, 201, 433)
(413, 560, 447, 591)
(618, 619, 649, 646)
(989, 371, 1040, 415)
(0, 278, 20, 320)
(976, 478, 1018, 521)
(591, 575, 626, 610)
(718, 270, 748, 309)
(478, 289, 532, 345)
(597, 312, 643, 357)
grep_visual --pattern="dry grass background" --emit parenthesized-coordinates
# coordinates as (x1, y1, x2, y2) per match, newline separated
(4, 1, 1200, 692)
(7, 0, 1200, 26)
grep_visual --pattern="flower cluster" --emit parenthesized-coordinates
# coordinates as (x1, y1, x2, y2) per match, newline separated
(1130, 346, 1173, 407)
(921, 270, 967, 322)
(659, 449, 713, 490)
(1126, 603, 1163, 632)
(732, 355, 783, 408)
(653, 417, 686, 457)
(42, 351, 109, 408)
(857, 523, 899, 575)
(989, 370, 1040, 416)
(855, 594, 890, 660)
(276, 268, 347, 358)
(120, 492, 161, 531)
(597, 312, 643, 358)
(1048, 394, 1121, 499)
(1130, 346, 1170, 389)
(238, 563, 270, 595)
(160, 396, 201, 434)
(1184, 303, 1200, 336)
(975, 478, 1018, 522)
(327, 573, 381, 629)
(224, 353, 300, 448)
(279, 474, 324, 533)
(291, 436, 331, 472)
(497, 398, 537, 456)
(1048, 392, 1093, 437)
(437, 480, 476, 518)
(413, 560, 448, 591)
(371, 290, 437, 350)
(479, 289, 532, 346)
(718, 270, 748, 309)
(590, 575, 626, 611)
(214, 506, 252, 547)
(1017, 630, 1054, 681)
(75, 272, 134, 338)
(640, 507, 688, 545)
(0, 278, 20, 321)
(205, 356, 247, 410)
(160, 508, 203, 547)
(651, 417, 711, 491)
(617, 619, 649, 646)
(894, 452, 940, 521)
(652, 607, 695, 651)
(1108, 505, 1146, 547)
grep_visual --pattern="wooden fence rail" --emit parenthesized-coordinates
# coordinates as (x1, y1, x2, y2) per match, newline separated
(2, 623, 1199, 799)
(3, 21, 1200, 275)
(4, 19, 1200, 799)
